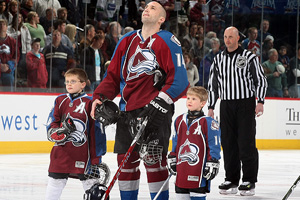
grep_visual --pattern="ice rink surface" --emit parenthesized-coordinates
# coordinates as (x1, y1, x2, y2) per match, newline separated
(0, 150, 300, 200)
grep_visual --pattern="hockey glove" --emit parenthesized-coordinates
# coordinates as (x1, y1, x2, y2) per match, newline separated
(203, 160, 220, 180)
(141, 97, 170, 129)
(83, 183, 109, 200)
(47, 117, 76, 143)
(167, 154, 177, 175)
(94, 99, 120, 126)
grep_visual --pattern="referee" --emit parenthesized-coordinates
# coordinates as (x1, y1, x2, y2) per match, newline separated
(207, 26, 267, 196)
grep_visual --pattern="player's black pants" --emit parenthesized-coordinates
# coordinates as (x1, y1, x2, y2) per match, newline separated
(220, 96, 258, 185)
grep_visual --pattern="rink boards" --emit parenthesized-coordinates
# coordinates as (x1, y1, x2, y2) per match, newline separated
(0, 93, 299, 154)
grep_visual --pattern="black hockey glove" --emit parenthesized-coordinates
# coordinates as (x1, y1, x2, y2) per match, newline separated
(94, 99, 120, 126)
(203, 160, 220, 180)
(47, 117, 76, 143)
(167, 154, 177, 175)
(83, 183, 109, 200)
(141, 97, 170, 129)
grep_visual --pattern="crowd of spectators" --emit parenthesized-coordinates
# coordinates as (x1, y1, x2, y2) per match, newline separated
(0, 0, 299, 98)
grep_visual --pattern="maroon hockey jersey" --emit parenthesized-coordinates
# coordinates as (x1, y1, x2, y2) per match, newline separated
(93, 30, 189, 111)
(46, 93, 106, 176)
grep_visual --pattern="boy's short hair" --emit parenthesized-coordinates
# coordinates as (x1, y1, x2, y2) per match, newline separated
(64, 68, 88, 82)
(187, 86, 208, 102)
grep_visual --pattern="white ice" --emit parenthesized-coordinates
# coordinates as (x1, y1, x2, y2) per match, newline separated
(0, 150, 300, 200)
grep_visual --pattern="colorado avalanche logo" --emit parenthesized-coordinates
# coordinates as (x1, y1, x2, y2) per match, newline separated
(126, 45, 158, 81)
(178, 139, 199, 166)
(57, 116, 87, 147)
(0, 44, 10, 54)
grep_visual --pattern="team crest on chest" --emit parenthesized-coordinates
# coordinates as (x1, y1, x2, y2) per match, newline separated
(126, 43, 158, 81)
(178, 139, 199, 166)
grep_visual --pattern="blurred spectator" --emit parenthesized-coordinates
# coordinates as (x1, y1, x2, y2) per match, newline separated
(190, 0, 212, 31)
(33, 0, 61, 18)
(42, 29, 74, 87)
(278, 45, 290, 70)
(26, 38, 47, 88)
(81, 34, 106, 92)
(103, 21, 121, 60)
(184, 52, 199, 87)
(182, 22, 198, 50)
(45, 19, 73, 51)
(24, 11, 46, 49)
(8, 0, 19, 18)
(241, 27, 261, 58)
(119, 0, 138, 29)
(40, 8, 57, 35)
(20, 0, 33, 21)
(136, 0, 145, 29)
(198, 37, 221, 88)
(0, 18, 19, 87)
(57, 7, 70, 23)
(288, 46, 300, 98)
(65, 24, 77, 51)
(261, 35, 274, 62)
(262, 48, 288, 97)
(58, 0, 83, 25)
(257, 19, 272, 42)
(7, 13, 31, 81)
(0, 0, 12, 25)
(204, 31, 217, 49)
(189, 34, 209, 67)
(78, 24, 95, 56)
(124, 26, 134, 35)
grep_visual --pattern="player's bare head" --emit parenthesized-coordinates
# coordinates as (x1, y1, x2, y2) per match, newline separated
(65, 68, 88, 82)
(142, 1, 166, 26)
(187, 86, 208, 102)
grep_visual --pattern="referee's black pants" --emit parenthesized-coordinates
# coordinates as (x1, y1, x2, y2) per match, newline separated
(220, 96, 258, 185)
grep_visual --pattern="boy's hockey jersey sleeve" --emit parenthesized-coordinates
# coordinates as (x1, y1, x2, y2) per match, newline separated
(205, 117, 221, 160)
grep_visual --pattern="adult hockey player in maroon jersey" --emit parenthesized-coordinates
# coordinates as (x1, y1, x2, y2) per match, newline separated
(91, 1, 189, 200)
(168, 86, 221, 200)
(46, 68, 107, 200)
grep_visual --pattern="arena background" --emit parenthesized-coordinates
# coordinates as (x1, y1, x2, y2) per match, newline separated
(0, 93, 299, 154)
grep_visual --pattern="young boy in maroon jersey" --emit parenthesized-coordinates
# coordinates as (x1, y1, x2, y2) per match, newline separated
(45, 68, 106, 200)
(168, 86, 221, 200)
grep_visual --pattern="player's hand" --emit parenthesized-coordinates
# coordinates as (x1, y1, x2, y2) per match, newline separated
(91, 99, 102, 120)
(203, 160, 220, 180)
(141, 97, 170, 129)
(167, 154, 177, 175)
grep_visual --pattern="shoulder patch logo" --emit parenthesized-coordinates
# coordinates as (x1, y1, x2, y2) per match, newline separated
(178, 139, 199, 166)
(211, 120, 219, 131)
(171, 35, 181, 46)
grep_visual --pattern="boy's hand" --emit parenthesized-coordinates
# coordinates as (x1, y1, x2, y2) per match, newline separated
(203, 160, 220, 180)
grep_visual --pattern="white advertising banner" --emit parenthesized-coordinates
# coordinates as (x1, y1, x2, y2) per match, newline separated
(0, 94, 299, 141)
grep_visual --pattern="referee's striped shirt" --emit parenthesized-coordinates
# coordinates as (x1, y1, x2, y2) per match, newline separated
(207, 46, 268, 109)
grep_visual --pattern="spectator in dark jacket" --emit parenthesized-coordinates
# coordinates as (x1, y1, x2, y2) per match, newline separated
(80, 34, 106, 92)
